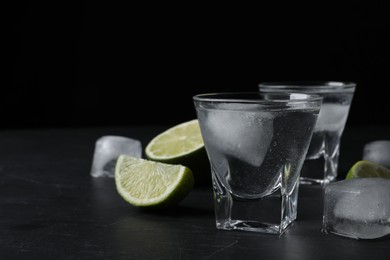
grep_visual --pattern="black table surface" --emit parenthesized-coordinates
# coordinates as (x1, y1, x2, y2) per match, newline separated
(1, 125, 389, 259)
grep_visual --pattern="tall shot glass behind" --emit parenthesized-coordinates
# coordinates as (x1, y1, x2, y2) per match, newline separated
(259, 82, 356, 185)
(193, 92, 322, 234)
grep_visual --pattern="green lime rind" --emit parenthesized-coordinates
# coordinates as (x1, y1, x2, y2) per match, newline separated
(146, 146, 210, 185)
(145, 119, 211, 186)
(345, 160, 390, 180)
(115, 155, 194, 209)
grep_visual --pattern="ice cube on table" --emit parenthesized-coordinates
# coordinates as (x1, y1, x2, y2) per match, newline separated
(322, 178, 390, 240)
(90, 135, 142, 178)
(363, 140, 390, 168)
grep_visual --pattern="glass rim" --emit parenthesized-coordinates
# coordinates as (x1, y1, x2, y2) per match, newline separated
(193, 91, 323, 104)
(258, 81, 356, 93)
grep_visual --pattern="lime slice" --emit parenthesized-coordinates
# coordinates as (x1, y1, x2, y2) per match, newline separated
(145, 119, 204, 161)
(145, 119, 210, 185)
(115, 155, 194, 208)
(345, 160, 390, 180)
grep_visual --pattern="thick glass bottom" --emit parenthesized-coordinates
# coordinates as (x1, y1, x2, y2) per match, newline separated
(299, 156, 337, 185)
(213, 181, 298, 235)
(217, 220, 294, 234)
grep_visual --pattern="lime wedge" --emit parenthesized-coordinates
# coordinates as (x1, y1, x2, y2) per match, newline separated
(345, 160, 390, 180)
(145, 119, 204, 161)
(145, 119, 210, 185)
(115, 155, 194, 208)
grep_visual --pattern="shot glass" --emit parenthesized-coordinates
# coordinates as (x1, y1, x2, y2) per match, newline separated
(193, 92, 322, 234)
(259, 82, 356, 185)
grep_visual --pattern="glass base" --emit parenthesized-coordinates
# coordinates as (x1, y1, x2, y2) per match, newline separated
(217, 220, 294, 234)
(299, 156, 337, 185)
(213, 180, 298, 235)
(299, 176, 333, 185)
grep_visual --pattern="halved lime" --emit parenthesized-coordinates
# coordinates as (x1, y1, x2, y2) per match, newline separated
(145, 119, 210, 185)
(115, 155, 194, 208)
(345, 160, 390, 180)
(145, 119, 204, 161)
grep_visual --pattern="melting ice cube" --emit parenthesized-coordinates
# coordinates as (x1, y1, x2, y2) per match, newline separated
(363, 140, 390, 168)
(322, 178, 390, 240)
(314, 103, 350, 132)
(203, 108, 274, 167)
(90, 135, 142, 177)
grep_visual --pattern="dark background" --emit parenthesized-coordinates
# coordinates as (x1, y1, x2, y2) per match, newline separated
(11, 2, 390, 128)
